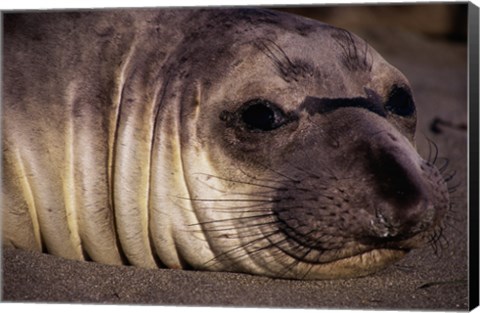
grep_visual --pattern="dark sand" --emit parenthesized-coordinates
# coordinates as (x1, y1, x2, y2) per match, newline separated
(1, 5, 470, 310)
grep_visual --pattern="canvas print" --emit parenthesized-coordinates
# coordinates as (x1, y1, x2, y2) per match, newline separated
(1, 2, 478, 310)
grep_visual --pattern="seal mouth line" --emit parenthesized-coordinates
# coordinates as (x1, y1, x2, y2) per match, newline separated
(276, 239, 407, 266)
(266, 218, 409, 266)
(202, 229, 283, 268)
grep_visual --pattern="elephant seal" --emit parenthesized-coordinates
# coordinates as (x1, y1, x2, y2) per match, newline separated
(2, 8, 450, 279)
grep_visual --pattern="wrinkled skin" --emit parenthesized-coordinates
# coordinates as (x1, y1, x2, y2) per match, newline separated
(2, 8, 449, 279)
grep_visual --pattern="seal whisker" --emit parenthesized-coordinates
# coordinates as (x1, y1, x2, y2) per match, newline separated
(203, 185, 280, 198)
(207, 203, 274, 214)
(448, 185, 460, 193)
(284, 160, 328, 182)
(441, 218, 462, 235)
(425, 136, 439, 165)
(256, 163, 301, 184)
(235, 166, 289, 185)
(194, 221, 281, 237)
(268, 234, 319, 277)
(285, 250, 316, 277)
(175, 196, 280, 203)
(226, 191, 281, 198)
(445, 201, 460, 218)
(436, 157, 450, 173)
(256, 40, 286, 68)
(301, 263, 316, 280)
(363, 39, 373, 72)
(435, 228, 449, 257)
(203, 229, 282, 267)
(427, 224, 449, 257)
(265, 231, 328, 265)
(207, 208, 273, 215)
(193, 177, 279, 198)
(198, 222, 276, 234)
(442, 171, 457, 184)
(205, 202, 273, 212)
(331, 28, 372, 72)
(240, 232, 298, 260)
(275, 252, 305, 277)
(188, 213, 275, 227)
(193, 172, 285, 190)
(237, 159, 302, 184)
(255, 38, 299, 81)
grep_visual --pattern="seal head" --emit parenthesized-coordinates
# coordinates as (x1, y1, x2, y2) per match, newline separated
(171, 9, 449, 279)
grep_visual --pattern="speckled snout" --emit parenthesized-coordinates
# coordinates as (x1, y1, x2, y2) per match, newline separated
(321, 109, 450, 247)
(363, 132, 446, 241)
(270, 107, 450, 257)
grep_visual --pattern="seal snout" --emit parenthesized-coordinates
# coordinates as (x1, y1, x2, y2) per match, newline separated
(365, 138, 439, 241)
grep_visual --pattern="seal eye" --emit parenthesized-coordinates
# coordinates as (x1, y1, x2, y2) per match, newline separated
(385, 86, 415, 117)
(241, 99, 287, 131)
